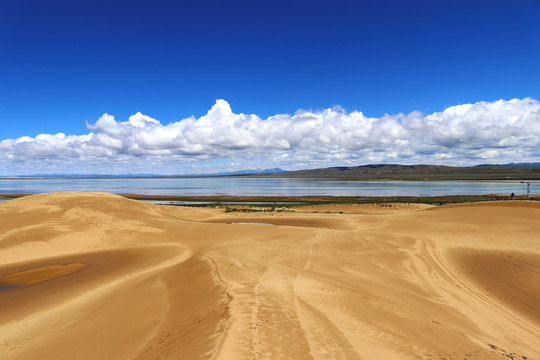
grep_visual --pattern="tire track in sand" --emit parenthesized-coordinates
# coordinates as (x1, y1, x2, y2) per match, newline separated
(292, 233, 362, 360)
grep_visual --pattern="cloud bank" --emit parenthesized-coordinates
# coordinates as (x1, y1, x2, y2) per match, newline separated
(1, 98, 540, 175)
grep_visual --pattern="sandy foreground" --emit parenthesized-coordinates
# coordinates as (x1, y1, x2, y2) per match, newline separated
(0, 192, 539, 360)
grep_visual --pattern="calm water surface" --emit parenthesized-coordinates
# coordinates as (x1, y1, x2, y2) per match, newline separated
(0, 177, 534, 197)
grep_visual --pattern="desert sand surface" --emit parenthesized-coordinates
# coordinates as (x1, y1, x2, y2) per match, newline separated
(0, 192, 539, 360)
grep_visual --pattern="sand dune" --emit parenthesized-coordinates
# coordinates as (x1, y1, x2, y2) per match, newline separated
(1, 192, 539, 359)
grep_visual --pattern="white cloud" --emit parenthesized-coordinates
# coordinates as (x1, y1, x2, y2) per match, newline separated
(1, 98, 540, 175)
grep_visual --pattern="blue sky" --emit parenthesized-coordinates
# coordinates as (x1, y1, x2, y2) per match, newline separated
(1, 0, 540, 174)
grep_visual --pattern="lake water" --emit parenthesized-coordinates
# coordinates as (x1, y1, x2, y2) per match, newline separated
(0, 177, 534, 197)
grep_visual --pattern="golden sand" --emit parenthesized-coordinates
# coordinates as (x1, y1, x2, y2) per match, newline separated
(0, 192, 539, 360)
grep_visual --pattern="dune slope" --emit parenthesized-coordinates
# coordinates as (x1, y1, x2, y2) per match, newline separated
(1, 192, 539, 360)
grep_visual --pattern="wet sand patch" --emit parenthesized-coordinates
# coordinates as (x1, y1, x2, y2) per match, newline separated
(0, 284, 22, 292)
(0, 246, 181, 324)
(0, 263, 87, 290)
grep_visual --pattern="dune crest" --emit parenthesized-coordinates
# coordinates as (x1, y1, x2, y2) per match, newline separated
(1, 192, 539, 359)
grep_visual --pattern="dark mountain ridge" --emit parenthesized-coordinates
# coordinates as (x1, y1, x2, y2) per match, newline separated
(263, 163, 540, 180)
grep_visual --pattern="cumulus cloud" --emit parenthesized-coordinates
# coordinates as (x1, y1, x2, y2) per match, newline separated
(1, 98, 540, 174)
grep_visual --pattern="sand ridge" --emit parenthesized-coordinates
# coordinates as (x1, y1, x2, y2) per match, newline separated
(0, 192, 539, 359)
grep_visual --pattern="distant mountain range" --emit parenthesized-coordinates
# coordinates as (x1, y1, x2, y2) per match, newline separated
(210, 168, 284, 176)
(6, 168, 285, 178)
(261, 163, 540, 180)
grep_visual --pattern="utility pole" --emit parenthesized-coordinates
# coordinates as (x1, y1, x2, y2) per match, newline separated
(521, 181, 531, 199)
